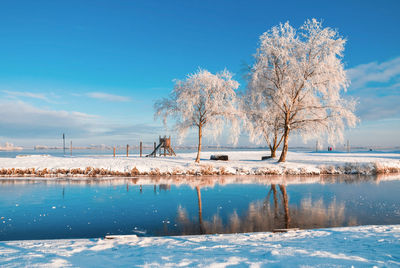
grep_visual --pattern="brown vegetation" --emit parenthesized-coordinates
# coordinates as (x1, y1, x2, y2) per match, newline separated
(0, 163, 399, 177)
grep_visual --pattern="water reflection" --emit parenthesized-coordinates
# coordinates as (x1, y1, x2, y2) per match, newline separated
(1, 173, 399, 187)
(0, 174, 399, 240)
(175, 183, 358, 235)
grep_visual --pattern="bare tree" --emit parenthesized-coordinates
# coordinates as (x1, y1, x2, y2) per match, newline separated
(155, 68, 240, 163)
(250, 19, 358, 162)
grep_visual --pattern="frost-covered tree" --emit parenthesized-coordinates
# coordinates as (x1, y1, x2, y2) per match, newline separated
(251, 19, 358, 162)
(242, 77, 284, 158)
(155, 68, 240, 163)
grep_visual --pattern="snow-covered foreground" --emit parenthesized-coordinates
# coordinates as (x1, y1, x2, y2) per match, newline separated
(0, 225, 398, 267)
(0, 151, 399, 177)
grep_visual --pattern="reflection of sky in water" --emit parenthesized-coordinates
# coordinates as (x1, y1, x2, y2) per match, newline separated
(0, 177, 399, 240)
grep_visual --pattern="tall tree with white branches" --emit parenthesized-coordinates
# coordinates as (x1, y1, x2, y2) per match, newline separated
(155, 68, 240, 163)
(250, 19, 358, 162)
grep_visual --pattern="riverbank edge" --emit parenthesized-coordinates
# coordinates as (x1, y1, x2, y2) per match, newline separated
(0, 163, 399, 177)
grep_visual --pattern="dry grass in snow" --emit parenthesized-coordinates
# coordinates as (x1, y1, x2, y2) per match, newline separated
(0, 150, 398, 177)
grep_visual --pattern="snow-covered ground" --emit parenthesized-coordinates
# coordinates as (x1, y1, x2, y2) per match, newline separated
(0, 150, 399, 176)
(0, 225, 398, 267)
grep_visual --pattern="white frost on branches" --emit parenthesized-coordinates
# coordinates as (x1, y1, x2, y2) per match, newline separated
(248, 19, 358, 161)
(241, 90, 284, 157)
(154, 68, 240, 162)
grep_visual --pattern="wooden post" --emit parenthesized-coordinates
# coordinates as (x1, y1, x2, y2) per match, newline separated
(63, 133, 65, 156)
(70, 141, 72, 156)
(140, 142, 142, 157)
(159, 136, 161, 156)
(113, 146, 116, 157)
(126, 144, 129, 157)
(153, 142, 156, 158)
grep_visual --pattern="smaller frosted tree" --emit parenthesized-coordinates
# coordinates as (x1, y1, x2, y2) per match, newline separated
(155, 68, 240, 163)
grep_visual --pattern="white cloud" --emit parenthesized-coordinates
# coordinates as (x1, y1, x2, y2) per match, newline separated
(0, 101, 159, 145)
(345, 57, 400, 121)
(0, 101, 100, 138)
(86, 92, 131, 102)
(2, 90, 54, 102)
(356, 95, 400, 121)
(347, 57, 400, 89)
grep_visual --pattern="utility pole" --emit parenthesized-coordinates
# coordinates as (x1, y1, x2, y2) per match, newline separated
(63, 133, 65, 156)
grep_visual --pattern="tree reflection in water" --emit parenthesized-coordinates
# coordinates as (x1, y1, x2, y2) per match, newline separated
(176, 184, 357, 235)
(196, 186, 205, 234)
(1, 174, 389, 237)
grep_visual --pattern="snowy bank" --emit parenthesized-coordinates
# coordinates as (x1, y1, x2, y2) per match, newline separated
(0, 151, 399, 177)
(0, 225, 399, 267)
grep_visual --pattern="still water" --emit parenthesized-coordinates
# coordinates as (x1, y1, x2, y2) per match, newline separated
(0, 176, 399, 241)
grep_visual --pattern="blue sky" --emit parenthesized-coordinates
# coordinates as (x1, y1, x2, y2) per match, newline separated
(0, 0, 399, 147)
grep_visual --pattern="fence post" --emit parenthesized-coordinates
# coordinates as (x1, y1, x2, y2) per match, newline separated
(140, 142, 142, 157)
(153, 142, 156, 158)
(63, 133, 65, 156)
(113, 146, 116, 157)
(126, 144, 129, 157)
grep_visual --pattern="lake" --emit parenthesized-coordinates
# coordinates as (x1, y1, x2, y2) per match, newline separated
(0, 175, 399, 241)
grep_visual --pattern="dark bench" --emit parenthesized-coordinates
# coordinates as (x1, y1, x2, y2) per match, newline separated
(210, 155, 228, 161)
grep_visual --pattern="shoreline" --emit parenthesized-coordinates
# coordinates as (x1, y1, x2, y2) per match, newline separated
(0, 169, 400, 178)
(0, 150, 399, 177)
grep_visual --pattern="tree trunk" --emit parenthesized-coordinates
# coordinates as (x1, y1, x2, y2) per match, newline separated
(270, 148, 277, 158)
(195, 124, 202, 163)
(196, 186, 204, 234)
(268, 140, 277, 158)
(268, 126, 284, 159)
(278, 126, 290, 162)
(271, 129, 278, 158)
